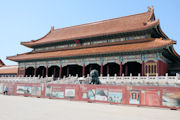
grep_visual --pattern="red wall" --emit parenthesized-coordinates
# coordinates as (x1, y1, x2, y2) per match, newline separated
(0, 81, 180, 109)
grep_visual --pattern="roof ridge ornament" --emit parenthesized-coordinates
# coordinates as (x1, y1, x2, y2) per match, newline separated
(147, 6, 155, 22)
(147, 6, 154, 12)
(172, 40, 176, 44)
(0, 59, 5, 66)
(51, 26, 54, 32)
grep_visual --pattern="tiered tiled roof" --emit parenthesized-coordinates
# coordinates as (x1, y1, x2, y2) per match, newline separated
(7, 7, 179, 62)
(21, 7, 158, 47)
(7, 38, 175, 61)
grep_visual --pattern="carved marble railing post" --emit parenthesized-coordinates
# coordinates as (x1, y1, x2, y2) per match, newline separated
(122, 73, 124, 81)
(114, 74, 117, 81)
(130, 73, 132, 82)
(165, 73, 168, 81)
(176, 73, 179, 81)
(107, 74, 110, 81)
(156, 73, 158, 82)
(146, 73, 149, 84)
(138, 73, 140, 81)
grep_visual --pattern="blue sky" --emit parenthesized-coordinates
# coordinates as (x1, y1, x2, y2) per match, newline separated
(0, 0, 180, 65)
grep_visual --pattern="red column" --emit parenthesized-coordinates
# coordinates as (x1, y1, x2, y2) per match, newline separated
(125, 65, 128, 76)
(67, 66, 69, 77)
(59, 65, 62, 79)
(24, 68, 26, 77)
(46, 66, 48, 77)
(34, 68, 37, 77)
(53, 67, 56, 77)
(107, 64, 109, 75)
(100, 63, 103, 75)
(82, 64, 85, 77)
(141, 61, 144, 76)
(89, 65, 92, 73)
(42, 68, 44, 77)
(120, 62, 123, 76)
(157, 60, 160, 76)
(17, 67, 19, 77)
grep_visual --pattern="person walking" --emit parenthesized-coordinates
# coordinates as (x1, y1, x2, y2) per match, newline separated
(3, 86, 8, 95)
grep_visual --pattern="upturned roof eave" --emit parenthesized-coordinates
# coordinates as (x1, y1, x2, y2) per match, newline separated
(7, 46, 169, 62)
(7, 39, 173, 62)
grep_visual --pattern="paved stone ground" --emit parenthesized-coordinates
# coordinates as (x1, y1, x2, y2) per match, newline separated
(0, 95, 179, 120)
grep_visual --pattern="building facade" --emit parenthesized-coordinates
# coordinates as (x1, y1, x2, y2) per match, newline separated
(7, 7, 180, 78)
(0, 59, 18, 77)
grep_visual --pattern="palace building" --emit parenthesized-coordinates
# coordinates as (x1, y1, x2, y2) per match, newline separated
(7, 7, 180, 78)
(0, 59, 18, 77)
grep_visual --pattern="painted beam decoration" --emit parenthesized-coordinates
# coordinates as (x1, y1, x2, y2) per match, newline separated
(48, 60, 60, 67)
(61, 59, 83, 66)
(19, 53, 166, 69)
(123, 55, 141, 64)
(103, 56, 119, 65)
(36, 61, 47, 67)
